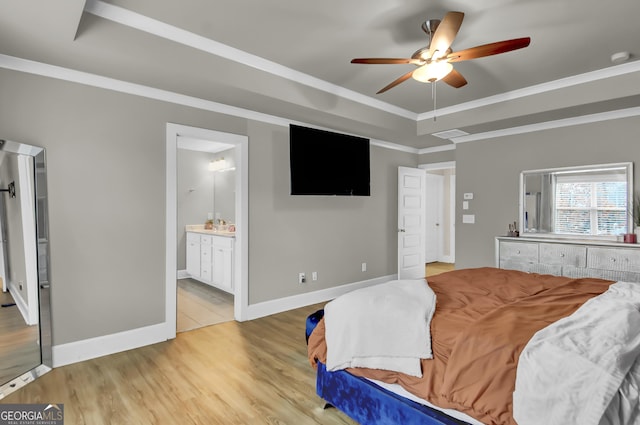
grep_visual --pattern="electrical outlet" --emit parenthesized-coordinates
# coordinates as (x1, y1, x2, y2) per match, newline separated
(361, 262, 367, 272)
(298, 272, 306, 284)
(312, 272, 318, 281)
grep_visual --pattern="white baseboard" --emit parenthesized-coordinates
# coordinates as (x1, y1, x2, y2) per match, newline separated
(51, 274, 398, 367)
(8, 282, 34, 326)
(177, 269, 190, 280)
(52, 322, 169, 368)
(243, 274, 397, 321)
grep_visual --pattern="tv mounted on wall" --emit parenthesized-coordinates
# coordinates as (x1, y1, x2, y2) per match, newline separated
(289, 124, 370, 196)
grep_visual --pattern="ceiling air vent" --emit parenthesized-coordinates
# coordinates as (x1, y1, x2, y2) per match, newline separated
(431, 129, 469, 140)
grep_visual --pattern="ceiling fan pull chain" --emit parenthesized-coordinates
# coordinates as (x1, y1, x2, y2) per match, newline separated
(432, 82, 437, 121)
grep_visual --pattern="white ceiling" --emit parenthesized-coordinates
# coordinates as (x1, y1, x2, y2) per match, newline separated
(1, 0, 639, 151)
(177, 136, 232, 154)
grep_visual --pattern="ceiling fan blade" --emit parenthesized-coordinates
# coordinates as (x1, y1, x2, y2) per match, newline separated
(351, 58, 414, 65)
(442, 68, 467, 88)
(376, 69, 415, 94)
(428, 11, 464, 59)
(447, 37, 531, 62)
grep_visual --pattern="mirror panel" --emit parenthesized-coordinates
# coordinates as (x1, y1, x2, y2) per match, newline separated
(520, 162, 633, 240)
(214, 167, 235, 224)
(0, 139, 51, 398)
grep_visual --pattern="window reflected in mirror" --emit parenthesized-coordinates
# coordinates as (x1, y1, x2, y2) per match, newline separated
(521, 163, 633, 240)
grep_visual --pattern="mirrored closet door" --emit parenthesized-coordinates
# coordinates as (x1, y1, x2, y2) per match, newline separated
(0, 139, 52, 398)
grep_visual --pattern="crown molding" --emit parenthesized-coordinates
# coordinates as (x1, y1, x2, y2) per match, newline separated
(417, 60, 640, 122)
(451, 106, 640, 144)
(83, 0, 417, 121)
(0, 54, 414, 153)
(3, 51, 638, 153)
(84, 0, 640, 126)
(418, 144, 456, 155)
(81, 0, 640, 151)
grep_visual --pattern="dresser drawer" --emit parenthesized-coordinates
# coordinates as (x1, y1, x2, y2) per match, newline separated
(200, 235, 213, 245)
(562, 265, 640, 283)
(539, 243, 586, 267)
(499, 241, 538, 264)
(587, 247, 640, 273)
(528, 263, 562, 275)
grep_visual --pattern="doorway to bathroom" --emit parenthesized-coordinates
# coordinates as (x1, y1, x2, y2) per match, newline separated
(165, 123, 249, 338)
(176, 137, 236, 332)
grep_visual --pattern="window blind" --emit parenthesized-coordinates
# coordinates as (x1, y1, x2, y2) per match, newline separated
(554, 177, 627, 236)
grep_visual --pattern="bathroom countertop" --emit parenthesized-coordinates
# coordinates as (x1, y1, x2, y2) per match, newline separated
(185, 224, 235, 238)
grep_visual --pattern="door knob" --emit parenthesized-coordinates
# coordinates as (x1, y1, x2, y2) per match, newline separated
(398, 229, 406, 232)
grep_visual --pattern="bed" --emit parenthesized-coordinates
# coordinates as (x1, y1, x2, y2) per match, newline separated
(306, 267, 640, 425)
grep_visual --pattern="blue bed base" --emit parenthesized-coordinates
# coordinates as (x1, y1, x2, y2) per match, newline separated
(306, 310, 470, 425)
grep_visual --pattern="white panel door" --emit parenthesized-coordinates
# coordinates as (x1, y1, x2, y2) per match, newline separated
(425, 173, 444, 263)
(398, 167, 426, 279)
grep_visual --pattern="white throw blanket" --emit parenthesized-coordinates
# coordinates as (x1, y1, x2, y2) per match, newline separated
(324, 279, 436, 378)
(513, 281, 640, 425)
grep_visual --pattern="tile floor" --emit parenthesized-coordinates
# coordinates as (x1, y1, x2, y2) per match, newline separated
(177, 279, 234, 332)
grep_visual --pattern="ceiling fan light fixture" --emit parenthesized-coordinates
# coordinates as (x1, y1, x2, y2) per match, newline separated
(412, 61, 453, 83)
(350, 11, 530, 94)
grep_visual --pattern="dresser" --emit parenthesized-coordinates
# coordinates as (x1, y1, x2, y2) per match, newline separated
(495, 237, 640, 283)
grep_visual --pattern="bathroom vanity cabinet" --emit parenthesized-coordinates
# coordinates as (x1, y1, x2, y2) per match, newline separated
(186, 231, 234, 293)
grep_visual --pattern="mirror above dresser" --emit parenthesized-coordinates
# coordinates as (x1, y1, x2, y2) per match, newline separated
(520, 162, 633, 241)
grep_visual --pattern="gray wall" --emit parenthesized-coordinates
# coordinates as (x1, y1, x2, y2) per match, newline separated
(247, 120, 417, 303)
(8, 58, 633, 350)
(450, 115, 640, 268)
(420, 149, 455, 164)
(0, 67, 416, 346)
(0, 68, 247, 344)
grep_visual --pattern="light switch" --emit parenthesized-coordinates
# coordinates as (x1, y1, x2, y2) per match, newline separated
(463, 193, 474, 200)
(462, 214, 475, 224)
(463, 201, 469, 210)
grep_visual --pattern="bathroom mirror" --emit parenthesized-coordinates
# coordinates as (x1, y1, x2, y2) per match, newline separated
(520, 162, 633, 240)
(0, 139, 52, 398)
(213, 166, 235, 224)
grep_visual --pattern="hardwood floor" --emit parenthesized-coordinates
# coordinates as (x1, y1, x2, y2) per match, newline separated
(2, 269, 455, 423)
(177, 279, 234, 332)
(2, 302, 356, 425)
(0, 290, 40, 385)
(426, 262, 454, 277)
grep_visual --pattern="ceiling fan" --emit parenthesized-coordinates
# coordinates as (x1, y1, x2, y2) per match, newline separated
(351, 11, 531, 94)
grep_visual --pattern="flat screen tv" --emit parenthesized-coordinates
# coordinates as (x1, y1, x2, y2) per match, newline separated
(289, 124, 370, 196)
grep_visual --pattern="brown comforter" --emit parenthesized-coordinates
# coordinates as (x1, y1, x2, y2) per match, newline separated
(307, 267, 612, 425)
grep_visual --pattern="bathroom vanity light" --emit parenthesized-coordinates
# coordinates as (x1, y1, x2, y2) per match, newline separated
(208, 158, 227, 171)
(208, 158, 235, 172)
